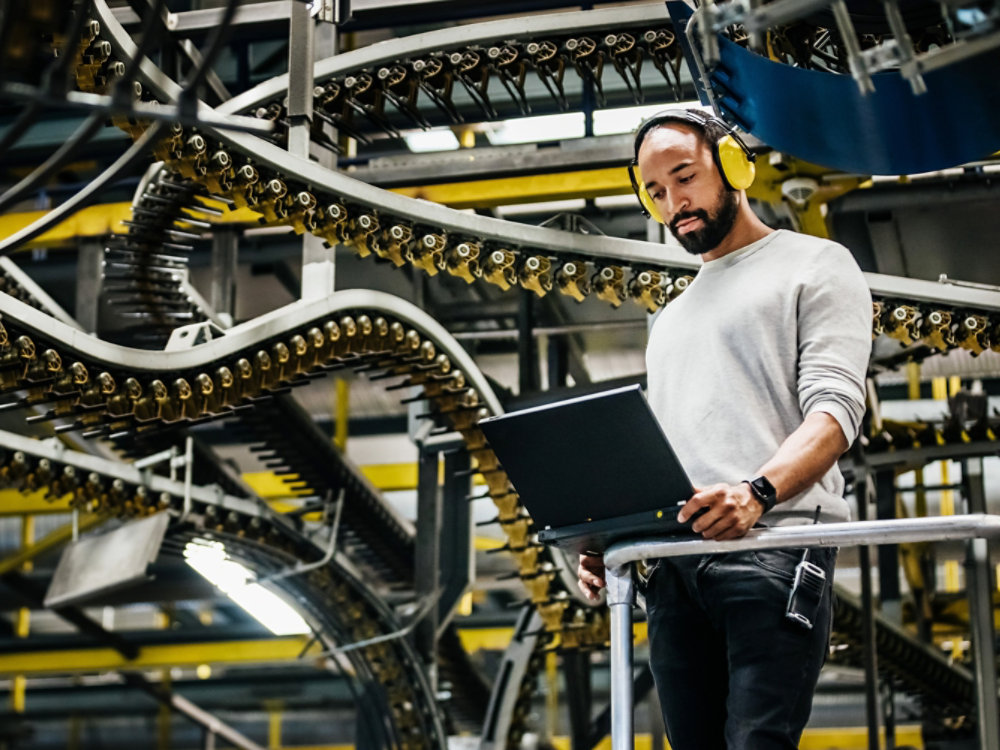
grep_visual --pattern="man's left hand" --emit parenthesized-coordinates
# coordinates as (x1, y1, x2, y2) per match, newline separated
(677, 482, 764, 540)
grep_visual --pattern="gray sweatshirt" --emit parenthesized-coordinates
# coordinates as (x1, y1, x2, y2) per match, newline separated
(646, 229, 872, 525)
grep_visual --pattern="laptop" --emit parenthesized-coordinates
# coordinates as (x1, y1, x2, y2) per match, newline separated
(478, 385, 698, 554)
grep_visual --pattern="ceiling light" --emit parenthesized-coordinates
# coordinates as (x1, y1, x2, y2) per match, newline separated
(184, 539, 310, 636)
(592, 101, 704, 137)
(484, 113, 584, 146)
(403, 128, 461, 153)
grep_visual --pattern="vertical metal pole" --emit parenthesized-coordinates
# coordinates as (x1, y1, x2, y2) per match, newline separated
(76, 238, 103, 334)
(287, 1, 315, 160)
(962, 457, 1000, 749)
(11, 513, 34, 713)
(855, 470, 881, 750)
(547, 335, 569, 390)
(518, 292, 539, 394)
(563, 649, 593, 750)
(210, 228, 239, 327)
(606, 564, 635, 750)
(289, 0, 337, 299)
(438, 448, 473, 631)
(415, 445, 441, 692)
(875, 471, 899, 749)
(876, 470, 901, 624)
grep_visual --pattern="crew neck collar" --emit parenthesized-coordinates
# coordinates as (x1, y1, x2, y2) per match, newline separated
(699, 229, 781, 271)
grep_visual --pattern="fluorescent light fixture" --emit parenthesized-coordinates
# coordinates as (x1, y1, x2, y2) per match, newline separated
(484, 112, 584, 146)
(184, 540, 310, 636)
(592, 101, 704, 137)
(495, 198, 587, 217)
(482, 102, 708, 146)
(403, 128, 461, 153)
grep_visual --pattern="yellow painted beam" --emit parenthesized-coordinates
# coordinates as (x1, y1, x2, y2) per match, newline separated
(455, 621, 648, 652)
(334, 378, 349, 453)
(745, 156, 865, 240)
(0, 489, 74, 516)
(245, 462, 490, 498)
(0, 637, 322, 676)
(391, 167, 634, 209)
(243, 472, 313, 499)
(0, 203, 133, 250)
(245, 464, 421, 497)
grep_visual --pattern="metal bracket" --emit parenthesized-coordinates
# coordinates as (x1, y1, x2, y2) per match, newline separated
(257, 489, 345, 584)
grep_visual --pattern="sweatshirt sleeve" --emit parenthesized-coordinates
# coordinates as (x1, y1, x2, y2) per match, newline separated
(796, 243, 872, 443)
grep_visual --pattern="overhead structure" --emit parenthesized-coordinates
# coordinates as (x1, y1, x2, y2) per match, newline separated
(1, 1, 1000, 748)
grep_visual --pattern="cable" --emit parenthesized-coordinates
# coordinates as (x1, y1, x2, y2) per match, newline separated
(0, 0, 91, 160)
(0, 112, 105, 216)
(178, 0, 241, 107)
(0, 122, 165, 255)
(0, 0, 169, 214)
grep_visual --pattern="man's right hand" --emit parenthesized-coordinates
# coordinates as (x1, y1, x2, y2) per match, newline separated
(577, 553, 606, 601)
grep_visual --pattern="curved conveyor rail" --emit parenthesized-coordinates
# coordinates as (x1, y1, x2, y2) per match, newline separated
(0, 425, 447, 750)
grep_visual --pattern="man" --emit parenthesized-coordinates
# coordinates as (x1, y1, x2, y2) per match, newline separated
(577, 109, 872, 749)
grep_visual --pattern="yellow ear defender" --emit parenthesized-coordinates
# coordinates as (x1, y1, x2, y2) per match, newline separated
(628, 109, 756, 224)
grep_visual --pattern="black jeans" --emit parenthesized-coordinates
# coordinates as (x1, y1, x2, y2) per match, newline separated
(644, 546, 837, 750)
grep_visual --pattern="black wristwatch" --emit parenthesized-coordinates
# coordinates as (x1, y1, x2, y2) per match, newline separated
(743, 475, 778, 514)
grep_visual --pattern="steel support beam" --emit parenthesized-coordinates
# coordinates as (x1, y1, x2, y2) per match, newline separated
(563, 650, 593, 750)
(875, 470, 902, 625)
(438, 448, 473, 633)
(415, 444, 442, 691)
(518, 292, 540, 395)
(75, 238, 103, 334)
(962, 457, 1000, 749)
(210, 228, 239, 326)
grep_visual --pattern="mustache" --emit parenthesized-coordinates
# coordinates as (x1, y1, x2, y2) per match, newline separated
(669, 209, 709, 233)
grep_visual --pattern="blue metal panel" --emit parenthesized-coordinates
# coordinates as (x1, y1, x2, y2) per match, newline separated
(667, 1, 1000, 175)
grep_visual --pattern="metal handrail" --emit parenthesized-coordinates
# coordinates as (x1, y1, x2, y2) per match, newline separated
(603, 514, 1000, 568)
(601, 514, 1000, 750)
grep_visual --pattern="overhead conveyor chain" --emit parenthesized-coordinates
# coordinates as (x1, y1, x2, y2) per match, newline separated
(67, 2, 1000, 364)
(103, 167, 218, 345)
(225, 7, 687, 144)
(234, 393, 423, 591)
(0, 285, 602, 655)
(830, 586, 981, 728)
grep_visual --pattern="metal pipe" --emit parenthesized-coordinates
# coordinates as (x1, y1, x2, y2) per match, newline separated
(963, 459, 1000, 750)
(830, 0, 875, 95)
(604, 514, 1000, 568)
(606, 564, 635, 750)
(257, 489, 345, 584)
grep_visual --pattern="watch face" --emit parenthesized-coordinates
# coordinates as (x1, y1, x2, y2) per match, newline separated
(752, 476, 776, 499)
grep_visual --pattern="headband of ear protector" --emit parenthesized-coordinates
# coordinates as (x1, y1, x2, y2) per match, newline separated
(627, 108, 756, 224)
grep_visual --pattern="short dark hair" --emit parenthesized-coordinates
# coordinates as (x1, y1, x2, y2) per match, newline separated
(632, 108, 729, 159)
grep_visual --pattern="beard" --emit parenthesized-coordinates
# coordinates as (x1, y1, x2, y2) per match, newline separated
(667, 187, 740, 255)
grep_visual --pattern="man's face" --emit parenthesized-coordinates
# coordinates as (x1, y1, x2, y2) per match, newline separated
(636, 124, 740, 256)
